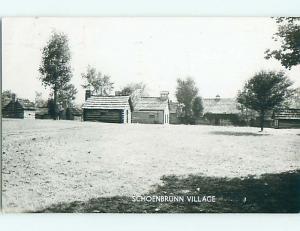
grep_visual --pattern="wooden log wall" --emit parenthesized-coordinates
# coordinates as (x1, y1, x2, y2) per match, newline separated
(83, 109, 123, 123)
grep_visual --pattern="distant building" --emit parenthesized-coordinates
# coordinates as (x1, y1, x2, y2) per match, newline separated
(82, 90, 131, 123)
(132, 91, 170, 124)
(2, 94, 35, 119)
(202, 95, 241, 126)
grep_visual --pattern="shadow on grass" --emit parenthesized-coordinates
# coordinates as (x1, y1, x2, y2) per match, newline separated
(210, 131, 270, 136)
(36, 170, 300, 213)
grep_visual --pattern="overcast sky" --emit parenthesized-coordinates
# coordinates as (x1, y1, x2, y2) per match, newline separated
(2, 17, 299, 104)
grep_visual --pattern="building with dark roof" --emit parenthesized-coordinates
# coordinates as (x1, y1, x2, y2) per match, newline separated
(131, 91, 170, 124)
(202, 95, 276, 127)
(82, 90, 131, 123)
(2, 94, 35, 119)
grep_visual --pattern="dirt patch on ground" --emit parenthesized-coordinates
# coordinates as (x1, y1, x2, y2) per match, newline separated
(2, 119, 300, 212)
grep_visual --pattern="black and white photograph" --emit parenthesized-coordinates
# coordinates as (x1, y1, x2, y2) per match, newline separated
(1, 17, 300, 213)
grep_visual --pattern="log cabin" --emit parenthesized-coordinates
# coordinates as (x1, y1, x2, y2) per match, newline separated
(274, 108, 300, 129)
(2, 94, 35, 119)
(82, 90, 132, 123)
(131, 91, 170, 124)
(202, 95, 241, 126)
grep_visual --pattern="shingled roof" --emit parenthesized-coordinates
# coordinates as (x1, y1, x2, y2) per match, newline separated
(203, 98, 240, 114)
(82, 96, 130, 110)
(134, 97, 168, 111)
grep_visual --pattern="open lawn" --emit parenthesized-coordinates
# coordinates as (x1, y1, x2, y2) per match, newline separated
(2, 119, 300, 212)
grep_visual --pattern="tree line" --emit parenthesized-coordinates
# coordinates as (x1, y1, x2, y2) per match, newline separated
(238, 17, 299, 131)
(5, 18, 298, 128)
(176, 17, 299, 130)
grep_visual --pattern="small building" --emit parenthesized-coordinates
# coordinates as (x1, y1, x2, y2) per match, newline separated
(202, 95, 241, 126)
(274, 108, 300, 129)
(132, 91, 170, 124)
(82, 90, 131, 123)
(2, 94, 35, 119)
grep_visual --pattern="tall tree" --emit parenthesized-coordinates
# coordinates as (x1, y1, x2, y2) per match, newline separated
(81, 66, 114, 96)
(175, 77, 198, 123)
(39, 31, 72, 119)
(265, 17, 300, 70)
(192, 96, 204, 118)
(237, 70, 294, 131)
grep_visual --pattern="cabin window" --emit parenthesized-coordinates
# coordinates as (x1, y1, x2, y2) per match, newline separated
(149, 114, 155, 119)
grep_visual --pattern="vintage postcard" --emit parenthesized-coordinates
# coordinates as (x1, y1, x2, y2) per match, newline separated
(1, 17, 299, 213)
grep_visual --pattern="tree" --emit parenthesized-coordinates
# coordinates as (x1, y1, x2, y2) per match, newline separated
(2, 90, 13, 98)
(237, 70, 294, 131)
(2, 90, 13, 101)
(39, 31, 72, 119)
(96, 74, 114, 96)
(57, 83, 77, 109)
(81, 65, 97, 92)
(119, 82, 147, 96)
(175, 77, 199, 123)
(265, 17, 300, 69)
(192, 96, 204, 118)
(81, 66, 114, 96)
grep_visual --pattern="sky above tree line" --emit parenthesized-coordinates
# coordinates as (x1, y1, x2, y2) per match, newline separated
(2, 17, 299, 104)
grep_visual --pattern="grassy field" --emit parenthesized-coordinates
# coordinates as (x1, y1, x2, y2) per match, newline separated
(2, 119, 300, 212)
